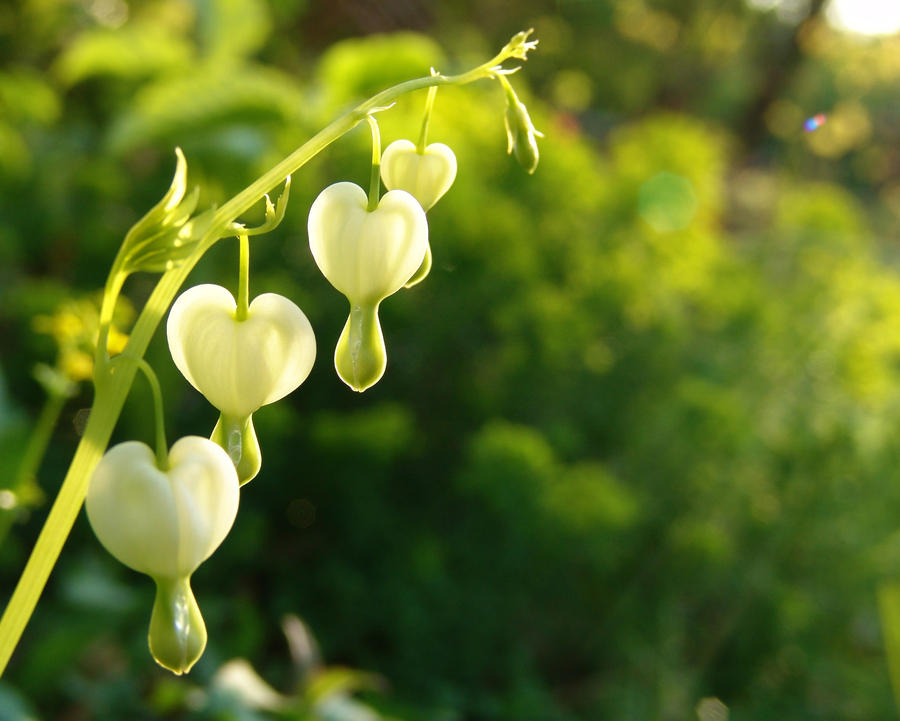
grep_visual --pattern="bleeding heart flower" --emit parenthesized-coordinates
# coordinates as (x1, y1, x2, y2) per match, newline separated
(380, 139, 457, 212)
(86, 437, 239, 580)
(308, 181, 427, 391)
(379, 139, 455, 288)
(166, 284, 316, 418)
(86, 436, 239, 675)
(308, 182, 427, 303)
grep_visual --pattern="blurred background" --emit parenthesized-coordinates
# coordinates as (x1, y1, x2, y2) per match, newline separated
(1, 0, 900, 719)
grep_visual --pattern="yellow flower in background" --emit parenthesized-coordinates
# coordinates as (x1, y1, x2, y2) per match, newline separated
(32, 293, 134, 383)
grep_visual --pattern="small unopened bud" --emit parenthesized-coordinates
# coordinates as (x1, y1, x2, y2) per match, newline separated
(501, 28, 539, 62)
(119, 148, 207, 274)
(500, 79, 544, 175)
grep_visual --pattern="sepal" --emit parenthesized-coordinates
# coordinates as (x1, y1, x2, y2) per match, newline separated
(211, 413, 262, 485)
(231, 176, 292, 237)
(404, 244, 432, 288)
(334, 303, 386, 392)
(149, 576, 207, 675)
(116, 148, 214, 275)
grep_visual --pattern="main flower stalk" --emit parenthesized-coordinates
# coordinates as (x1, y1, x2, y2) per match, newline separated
(0, 30, 539, 676)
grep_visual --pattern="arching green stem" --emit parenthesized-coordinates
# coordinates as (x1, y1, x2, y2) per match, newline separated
(0, 29, 539, 677)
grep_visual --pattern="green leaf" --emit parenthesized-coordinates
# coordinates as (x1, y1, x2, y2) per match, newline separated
(304, 668, 384, 705)
(316, 33, 445, 113)
(107, 65, 306, 152)
(0, 69, 60, 125)
(116, 149, 215, 275)
(0, 122, 30, 177)
(53, 25, 194, 86)
(198, 0, 272, 62)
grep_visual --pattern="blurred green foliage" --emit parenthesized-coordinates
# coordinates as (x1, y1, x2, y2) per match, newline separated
(1, 0, 900, 719)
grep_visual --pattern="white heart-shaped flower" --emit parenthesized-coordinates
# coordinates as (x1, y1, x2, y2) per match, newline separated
(167, 284, 316, 418)
(380, 139, 457, 211)
(86, 437, 239, 580)
(308, 182, 427, 304)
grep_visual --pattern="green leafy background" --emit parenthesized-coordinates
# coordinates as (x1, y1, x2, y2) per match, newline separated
(1, 0, 900, 719)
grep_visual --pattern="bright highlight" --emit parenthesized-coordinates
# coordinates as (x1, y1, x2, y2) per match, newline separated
(825, 0, 900, 36)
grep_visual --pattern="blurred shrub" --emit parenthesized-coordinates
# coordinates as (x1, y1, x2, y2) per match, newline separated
(1, 1, 900, 721)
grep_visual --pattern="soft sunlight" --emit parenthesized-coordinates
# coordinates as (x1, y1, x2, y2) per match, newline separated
(825, 0, 900, 36)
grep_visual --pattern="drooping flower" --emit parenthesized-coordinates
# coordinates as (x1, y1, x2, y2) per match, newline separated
(380, 139, 457, 212)
(308, 181, 427, 391)
(167, 284, 316, 419)
(380, 138, 457, 287)
(86, 436, 239, 674)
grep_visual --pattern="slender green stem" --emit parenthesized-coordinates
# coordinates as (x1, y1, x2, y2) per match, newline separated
(416, 83, 438, 154)
(0, 34, 533, 676)
(366, 115, 382, 212)
(0, 368, 133, 675)
(94, 270, 126, 379)
(12, 390, 67, 498)
(236, 233, 250, 322)
(0, 388, 68, 545)
(496, 72, 518, 105)
(131, 358, 168, 470)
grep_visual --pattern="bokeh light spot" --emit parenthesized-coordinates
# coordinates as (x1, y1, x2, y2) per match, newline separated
(0, 490, 17, 510)
(287, 498, 316, 528)
(804, 101, 871, 157)
(804, 113, 827, 132)
(696, 697, 729, 721)
(826, 0, 900, 36)
(551, 69, 593, 112)
(638, 172, 698, 232)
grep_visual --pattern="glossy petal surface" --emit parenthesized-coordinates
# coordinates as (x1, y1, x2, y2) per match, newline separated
(380, 139, 457, 211)
(308, 182, 427, 304)
(167, 284, 316, 417)
(86, 437, 239, 579)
